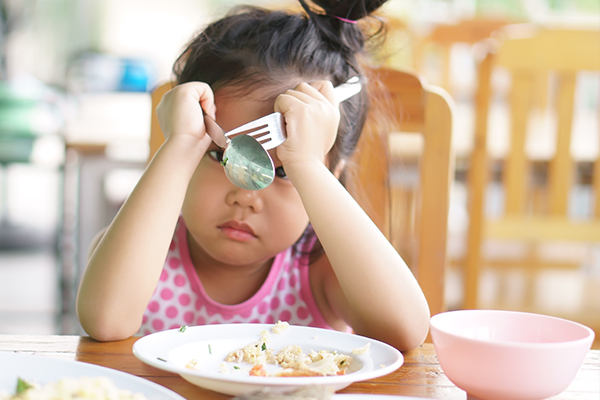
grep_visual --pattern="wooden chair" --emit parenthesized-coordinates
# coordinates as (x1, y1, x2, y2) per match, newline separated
(464, 26, 600, 309)
(413, 18, 514, 96)
(149, 67, 454, 318)
(348, 67, 454, 317)
(149, 81, 173, 161)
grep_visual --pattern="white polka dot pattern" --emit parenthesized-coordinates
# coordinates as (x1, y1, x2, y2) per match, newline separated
(138, 218, 330, 335)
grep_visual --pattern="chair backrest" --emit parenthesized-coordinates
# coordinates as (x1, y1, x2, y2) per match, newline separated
(414, 18, 513, 94)
(149, 81, 173, 162)
(348, 67, 454, 317)
(148, 67, 454, 317)
(464, 26, 600, 308)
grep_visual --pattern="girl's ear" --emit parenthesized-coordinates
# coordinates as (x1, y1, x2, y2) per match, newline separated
(333, 159, 347, 179)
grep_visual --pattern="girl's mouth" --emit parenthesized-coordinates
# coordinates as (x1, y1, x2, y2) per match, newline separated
(218, 221, 257, 242)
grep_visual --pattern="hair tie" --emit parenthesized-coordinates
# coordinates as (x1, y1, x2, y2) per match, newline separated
(332, 15, 358, 24)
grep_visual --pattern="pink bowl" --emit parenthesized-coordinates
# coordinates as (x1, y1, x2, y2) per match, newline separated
(429, 310, 594, 400)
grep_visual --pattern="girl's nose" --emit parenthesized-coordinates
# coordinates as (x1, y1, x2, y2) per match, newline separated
(225, 187, 264, 212)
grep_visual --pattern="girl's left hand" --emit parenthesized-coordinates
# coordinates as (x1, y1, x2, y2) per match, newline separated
(274, 81, 340, 169)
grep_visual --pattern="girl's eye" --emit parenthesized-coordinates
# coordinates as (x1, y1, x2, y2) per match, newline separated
(275, 166, 287, 179)
(208, 150, 224, 163)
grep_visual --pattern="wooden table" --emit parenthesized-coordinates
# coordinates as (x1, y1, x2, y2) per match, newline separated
(0, 335, 598, 399)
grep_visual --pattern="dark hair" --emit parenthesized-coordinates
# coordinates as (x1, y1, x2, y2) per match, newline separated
(174, 0, 388, 260)
(174, 0, 387, 178)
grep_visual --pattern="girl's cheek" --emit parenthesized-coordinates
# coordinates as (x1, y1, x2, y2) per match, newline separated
(187, 156, 225, 195)
(197, 154, 228, 179)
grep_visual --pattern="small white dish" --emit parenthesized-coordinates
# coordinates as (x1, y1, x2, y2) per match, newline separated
(0, 352, 185, 400)
(133, 324, 403, 396)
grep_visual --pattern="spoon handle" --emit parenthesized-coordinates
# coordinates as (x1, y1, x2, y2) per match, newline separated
(202, 109, 229, 148)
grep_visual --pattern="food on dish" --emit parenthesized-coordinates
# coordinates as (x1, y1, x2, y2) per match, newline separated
(185, 359, 201, 371)
(248, 364, 268, 377)
(208, 322, 360, 377)
(0, 376, 149, 400)
(133, 322, 403, 396)
(351, 343, 370, 355)
(271, 321, 289, 334)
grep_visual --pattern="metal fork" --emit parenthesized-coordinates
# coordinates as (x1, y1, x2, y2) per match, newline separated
(223, 76, 362, 150)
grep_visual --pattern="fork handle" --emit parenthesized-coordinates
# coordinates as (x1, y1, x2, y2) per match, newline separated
(334, 76, 362, 103)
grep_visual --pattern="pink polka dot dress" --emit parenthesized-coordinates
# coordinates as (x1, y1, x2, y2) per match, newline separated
(138, 217, 334, 335)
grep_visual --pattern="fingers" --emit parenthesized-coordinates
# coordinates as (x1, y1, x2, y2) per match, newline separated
(272, 79, 341, 167)
(180, 81, 217, 118)
(156, 81, 217, 141)
(160, 82, 216, 117)
(274, 80, 336, 114)
(191, 82, 217, 118)
(307, 80, 337, 107)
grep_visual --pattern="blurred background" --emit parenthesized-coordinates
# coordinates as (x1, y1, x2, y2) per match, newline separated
(0, 0, 598, 347)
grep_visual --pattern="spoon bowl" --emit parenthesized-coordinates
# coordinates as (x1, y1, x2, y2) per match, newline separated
(203, 112, 275, 190)
(223, 135, 275, 190)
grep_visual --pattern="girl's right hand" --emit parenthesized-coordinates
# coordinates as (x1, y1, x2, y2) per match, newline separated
(274, 80, 340, 169)
(77, 82, 217, 342)
(156, 82, 216, 146)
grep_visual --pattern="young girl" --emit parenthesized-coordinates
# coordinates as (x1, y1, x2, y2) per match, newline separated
(76, 0, 430, 351)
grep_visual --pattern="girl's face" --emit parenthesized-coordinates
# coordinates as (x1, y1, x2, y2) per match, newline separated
(181, 87, 310, 267)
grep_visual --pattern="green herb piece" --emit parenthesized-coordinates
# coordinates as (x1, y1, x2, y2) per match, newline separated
(179, 325, 187, 333)
(233, 366, 240, 370)
(220, 157, 228, 166)
(16, 378, 34, 394)
(261, 343, 267, 351)
(208, 344, 212, 354)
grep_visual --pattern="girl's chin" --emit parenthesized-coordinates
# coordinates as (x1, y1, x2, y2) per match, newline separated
(188, 234, 294, 266)
(202, 244, 271, 266)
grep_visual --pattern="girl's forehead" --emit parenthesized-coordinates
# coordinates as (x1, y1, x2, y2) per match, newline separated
(215, 76, 308, 101)
(213, 86, 279, 132)
(215, 86, 278, 107)
(215, 84, 289, 101)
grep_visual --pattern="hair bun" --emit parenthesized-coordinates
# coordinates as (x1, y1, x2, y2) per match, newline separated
(309, 0, 389, 21)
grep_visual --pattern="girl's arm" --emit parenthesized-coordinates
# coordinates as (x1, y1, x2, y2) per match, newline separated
(76, 83, 214, 341)
(275, 82, 430, 351)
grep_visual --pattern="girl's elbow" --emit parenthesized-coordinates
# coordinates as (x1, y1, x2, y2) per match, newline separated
(364, 324, 427, 353)
(409, 303, 432, 350)
(77, 305, 139, 342)
(355, 313, 429, 352)
(83, 323, 136, 342)
(391, 306, 431, 352)
(398, 323, 429, 352)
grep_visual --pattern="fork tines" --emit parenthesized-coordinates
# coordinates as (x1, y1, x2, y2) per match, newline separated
(226, 123, 269, 140)
(224, 112, 286, 151)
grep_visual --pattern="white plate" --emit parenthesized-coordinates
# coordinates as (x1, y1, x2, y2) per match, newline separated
(0, 352, 185, 400)
(334, 395, 432, 400)
(133, 324, 403, 396)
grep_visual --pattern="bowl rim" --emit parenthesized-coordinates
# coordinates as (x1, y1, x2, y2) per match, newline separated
(429, 309, 595, 349)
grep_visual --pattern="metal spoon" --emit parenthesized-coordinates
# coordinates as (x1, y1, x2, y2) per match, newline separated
(203, 111, 275, 190)
(202, 76, 362, 190)
(222, 135, 275, 190)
